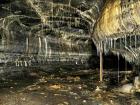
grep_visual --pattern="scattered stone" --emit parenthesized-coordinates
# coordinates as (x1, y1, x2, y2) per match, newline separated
(134, 76, 140, 90)
(21, 97, 26, 101)
(69, 92, 78, 96)
(10, 87, 13, 89)
(81, 90, 90, 96)
(49, 84, 62, 90)
(29, 72, 39, 78)
(63, 101, 69, 105)
(121, 77, 129, 84)
(66, 76, 80, 82)
(118, 84, 135, 94)
(95, 86, 101, 92)
(110, 100, 113, 104)
(74, 76, 80, 82)
(39, 77, 47, 83)
(78, 85, 82, 89)
(97, 94, 102, 99)
(83, 100, 87, 103)
(67, 76, 73, 81)
(58, 103, 64, 105)
(54, 94, 61, 96)
(40, 92, 45, 95)
(27, 85, 41, 91)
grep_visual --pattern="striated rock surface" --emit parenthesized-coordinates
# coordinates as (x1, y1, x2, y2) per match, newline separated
(92, 0, 140, 65)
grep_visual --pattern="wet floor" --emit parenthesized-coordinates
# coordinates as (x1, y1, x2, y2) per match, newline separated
(0, 69, 140, 105)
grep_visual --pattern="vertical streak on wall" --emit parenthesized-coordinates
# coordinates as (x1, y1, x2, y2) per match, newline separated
(38, 36, 42, 55)
(99, 42, 103, 82)
(44, 37, 47, 58)
(26, 37, 29, 54)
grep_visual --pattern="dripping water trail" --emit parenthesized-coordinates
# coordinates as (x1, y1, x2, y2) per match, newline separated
(99, 42, 103, 82)
(124, 60, 128, 81)
(38, 36, 42, 55)
(135, 35, 137, 50)
(44, 37, 47, 58)
(26, 37, 29, 54)
(69, 0, 71, 6)
(117, 53, 120, 84)
(51, 2, 54, 29)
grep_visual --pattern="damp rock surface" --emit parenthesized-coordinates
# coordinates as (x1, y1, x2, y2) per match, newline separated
(0, 0, 140, 105)
(0, 70, 139, 105)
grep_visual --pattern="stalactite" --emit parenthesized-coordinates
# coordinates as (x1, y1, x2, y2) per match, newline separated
(99, 42, 103, 82)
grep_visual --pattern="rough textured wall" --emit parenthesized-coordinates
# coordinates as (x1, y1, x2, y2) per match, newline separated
(0, 0, 140, 69)
(93, 0, 140, 41)
(0, 0, 98, 71)
(93, 0, 140, 65)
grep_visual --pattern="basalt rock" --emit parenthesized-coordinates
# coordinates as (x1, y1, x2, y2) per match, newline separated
(0, 0, 96, 73)
(0, 0, 140, 74)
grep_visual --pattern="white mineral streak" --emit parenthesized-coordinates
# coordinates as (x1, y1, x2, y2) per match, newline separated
(24, 60, 28, 67)
(28, 60, 32, 66)
(25, 0, 93, 59)
(25, 0, 140, 65)
(15, 59, 19, 67)
(26, 37, 29, 53)
(38, 37, 42, 55)
(49, 48, 52, 58)
(44, 37, 48, 58)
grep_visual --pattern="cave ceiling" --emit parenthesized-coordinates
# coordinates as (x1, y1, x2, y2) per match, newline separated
(0, 0, 140, 66)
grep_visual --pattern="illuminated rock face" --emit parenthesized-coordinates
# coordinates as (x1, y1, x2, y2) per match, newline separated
(93, 0, 140, 65)
(0, 0, 94, 69)
(0, 0, 140, 69)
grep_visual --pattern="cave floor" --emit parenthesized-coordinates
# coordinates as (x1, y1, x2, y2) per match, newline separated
(0, 69, 140, 105)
